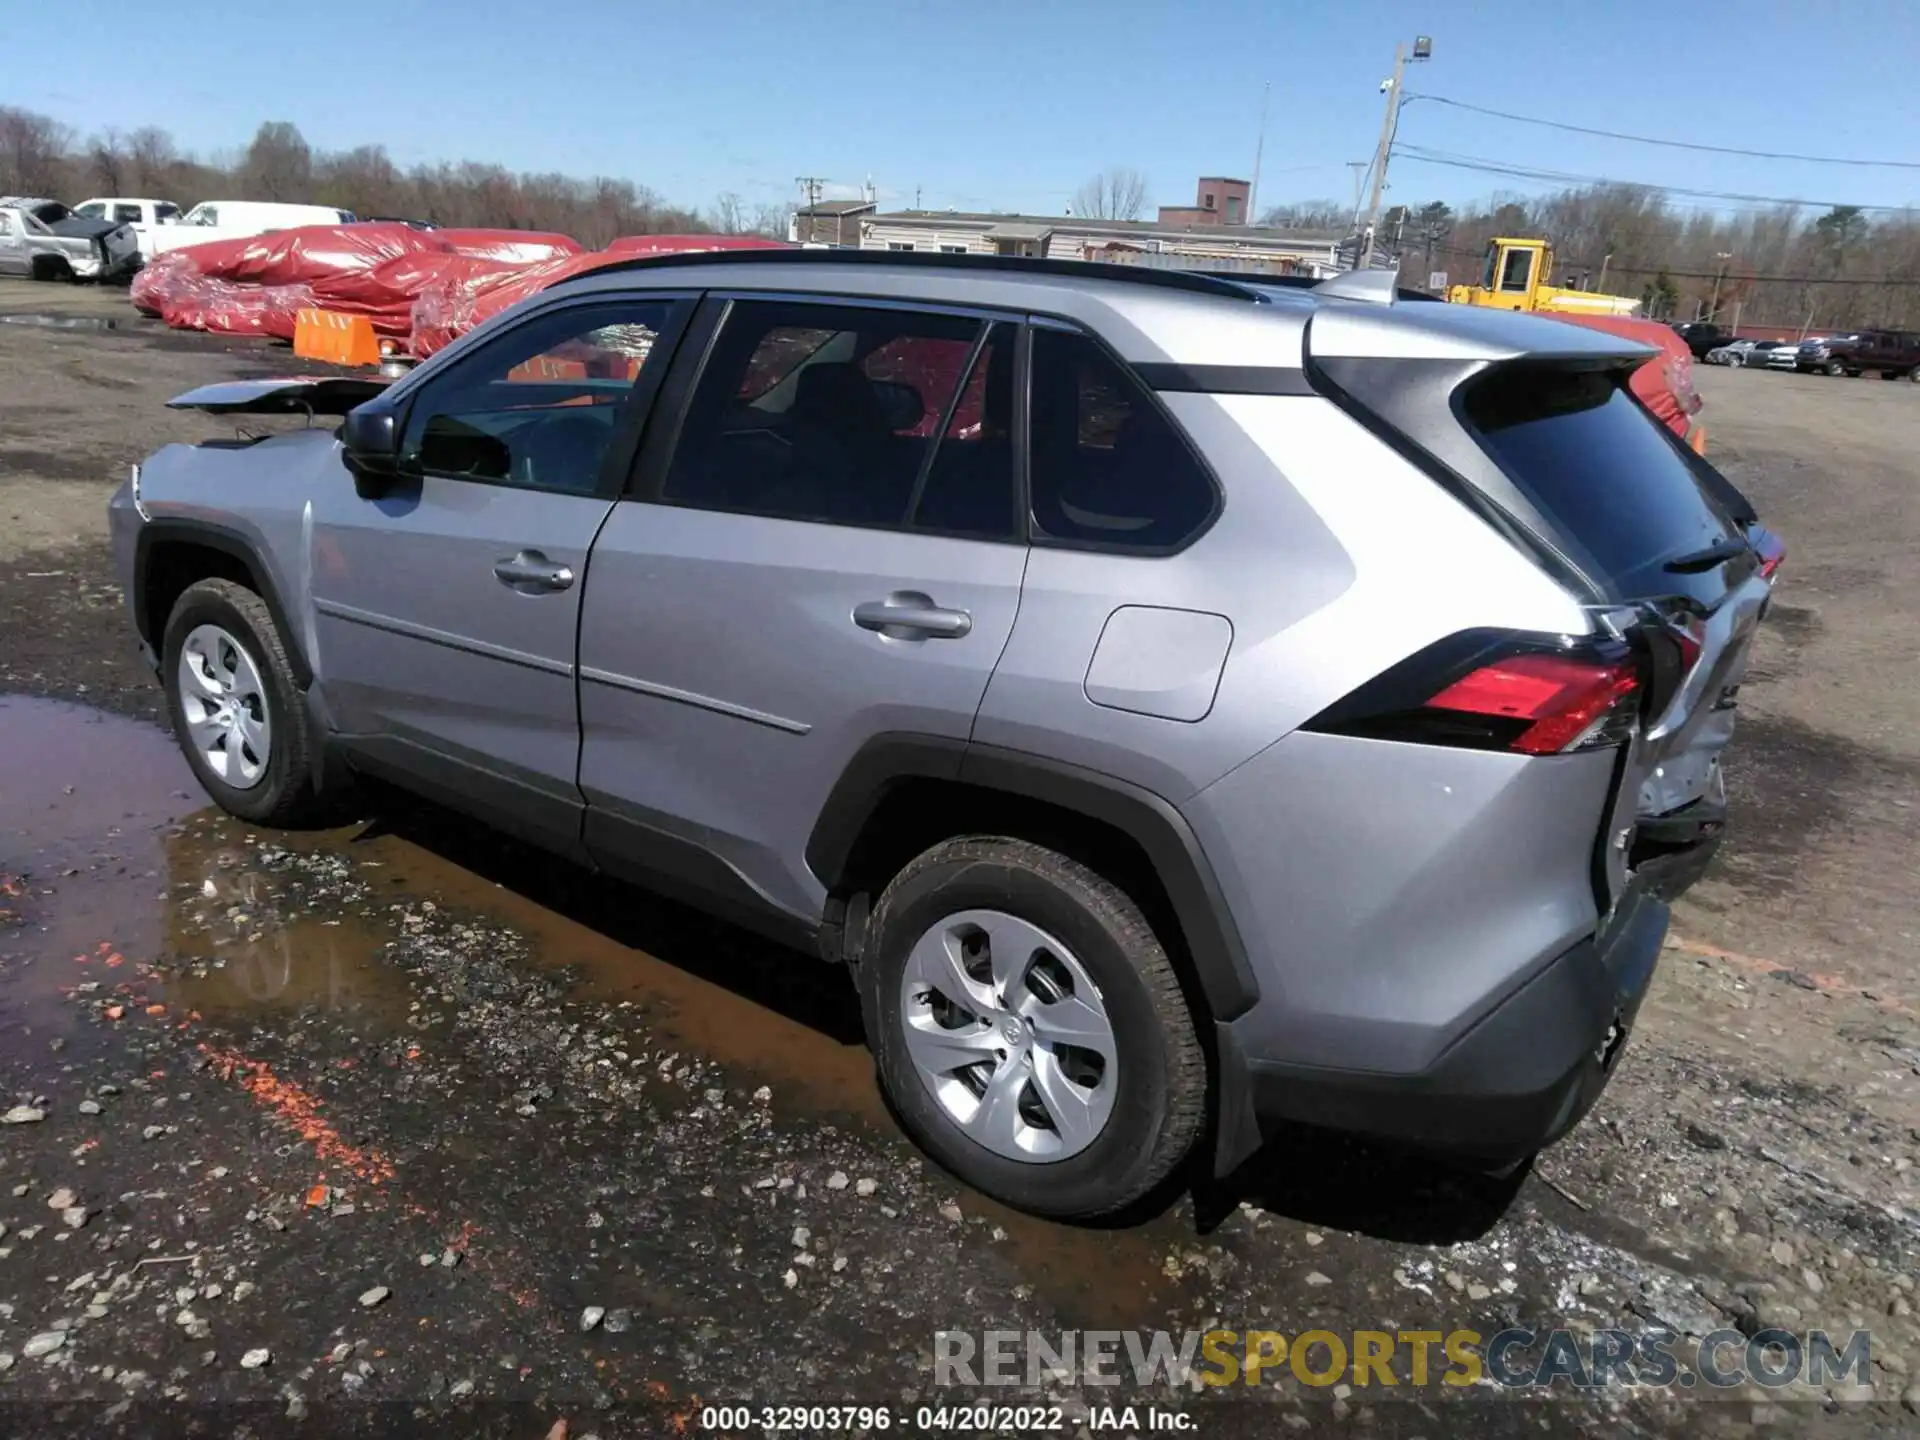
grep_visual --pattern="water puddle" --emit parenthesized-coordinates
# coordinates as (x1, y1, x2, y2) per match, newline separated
(0, 313, 121, 330)
(1, 696, 1195, 1324)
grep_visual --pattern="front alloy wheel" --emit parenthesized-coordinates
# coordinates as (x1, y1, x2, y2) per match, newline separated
(176, 623, 273, 788)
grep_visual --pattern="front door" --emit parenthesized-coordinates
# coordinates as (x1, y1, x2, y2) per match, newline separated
(310, 293, 691, 851)
(577, 296, 1026, 930)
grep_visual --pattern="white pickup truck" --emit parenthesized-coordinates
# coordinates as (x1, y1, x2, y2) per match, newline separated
(74, 197, 185, 262)
(140, 200, 359, 259)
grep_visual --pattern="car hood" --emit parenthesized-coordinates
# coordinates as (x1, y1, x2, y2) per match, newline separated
(44, 214, 120, 240)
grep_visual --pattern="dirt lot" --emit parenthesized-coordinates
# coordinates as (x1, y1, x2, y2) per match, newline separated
(1, 276, 1916, 1437)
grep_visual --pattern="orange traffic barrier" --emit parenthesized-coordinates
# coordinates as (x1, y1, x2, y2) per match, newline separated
(294, 308, 382, 368)
(1689, 425, 1708, 455)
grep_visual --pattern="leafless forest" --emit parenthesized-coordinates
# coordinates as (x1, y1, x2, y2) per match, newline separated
(4, 105, 1915, 330)
(1265, 187, 1920, 330)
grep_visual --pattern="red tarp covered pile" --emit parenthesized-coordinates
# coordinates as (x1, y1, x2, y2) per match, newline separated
(131, 224, 788, 357)
(1545, 312, 1703, 440)
(407, 234, 788, 356)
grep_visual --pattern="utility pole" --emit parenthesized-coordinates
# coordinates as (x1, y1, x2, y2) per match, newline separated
(1708, 251, 1732, 323)
(794, 176, 826, 210)
(1360, 36, 1430, 270)
(1247, 81, 1271, 225)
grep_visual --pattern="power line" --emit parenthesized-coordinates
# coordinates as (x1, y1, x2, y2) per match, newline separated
(1391, 145, 1920, 214)
(1405, 93, 1920, 170)
(1425, 238, 1920, 287)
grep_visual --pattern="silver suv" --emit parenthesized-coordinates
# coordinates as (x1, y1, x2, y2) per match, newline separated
(110, 253, 1782, 1219)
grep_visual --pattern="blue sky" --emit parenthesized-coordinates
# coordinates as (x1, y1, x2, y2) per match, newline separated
(12, 0, 1920, 219)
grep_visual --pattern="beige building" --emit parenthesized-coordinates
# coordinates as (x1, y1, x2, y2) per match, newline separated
(855, 209, 1344, 277)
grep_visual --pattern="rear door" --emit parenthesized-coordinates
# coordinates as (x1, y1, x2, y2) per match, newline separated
(575, 295, 1026, 929)
(310, 292, 692, 853)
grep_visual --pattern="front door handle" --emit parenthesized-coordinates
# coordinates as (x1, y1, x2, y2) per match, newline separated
(493, 550, 575, 593)
(853, 595, 972, 640)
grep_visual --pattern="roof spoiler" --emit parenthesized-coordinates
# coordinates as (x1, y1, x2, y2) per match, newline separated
(166, 376, 390, 417)
(1312, 268, 1401, 306)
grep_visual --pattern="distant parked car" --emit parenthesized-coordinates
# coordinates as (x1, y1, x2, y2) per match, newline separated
(1767, 339, 1815, 370)
(362, 216, 439, 231)
(1797, 330, 1920, 379)
(74, 197, 183, 262)
(1706, 339, 1783, 367)
(0, 196, 140, 281)
(1671, 321, 1734, 360)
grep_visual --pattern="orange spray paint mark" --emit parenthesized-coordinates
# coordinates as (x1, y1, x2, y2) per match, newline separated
(200, 1044, 397, 1186)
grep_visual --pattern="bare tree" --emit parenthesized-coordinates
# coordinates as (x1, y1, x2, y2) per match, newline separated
(126, 126, 178, 194)
(85, 129, 129, 194)
(1071, 168, 1148, 221)
(749, 202, 793, 239)
(0, 106, 73, 195)
(1256, 199, 1349, 231)
(241, 121, 312, 201)
(710, 191, 746, 234)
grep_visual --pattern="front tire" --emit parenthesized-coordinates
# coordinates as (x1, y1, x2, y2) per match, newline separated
(1825, 360, 1846, 376)
(863, 836, 1206, 1220)
(161, 578, 328, 827)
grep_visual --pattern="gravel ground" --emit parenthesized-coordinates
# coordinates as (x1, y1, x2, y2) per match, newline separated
(1, 278, 1916, 1437)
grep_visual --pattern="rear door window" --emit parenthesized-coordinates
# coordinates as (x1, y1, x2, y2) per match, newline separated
(1463, 363, 1746, 601)
(1027, 327, 1218, 551)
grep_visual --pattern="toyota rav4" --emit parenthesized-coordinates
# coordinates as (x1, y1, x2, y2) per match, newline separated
(110, 252, 1784, 1219)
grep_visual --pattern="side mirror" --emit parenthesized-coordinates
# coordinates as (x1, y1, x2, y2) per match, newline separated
(341, 405, 399, 500)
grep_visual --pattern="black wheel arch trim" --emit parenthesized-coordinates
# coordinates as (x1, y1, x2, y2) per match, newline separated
(805, 733, 1261, 1024)
(133, 518, 312, 688)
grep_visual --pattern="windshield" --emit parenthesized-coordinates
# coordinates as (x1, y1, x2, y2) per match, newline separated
(29, 202, 70, 225)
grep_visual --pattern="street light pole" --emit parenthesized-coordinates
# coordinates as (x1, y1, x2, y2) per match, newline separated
(1359, 35, 1430, 270)
(1709, 252, 1732, 324)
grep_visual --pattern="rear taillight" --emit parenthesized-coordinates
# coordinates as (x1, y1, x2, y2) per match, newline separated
(1428, 653, 1640, 754)
(1305, 630, 1642, 756)
(1751, 525, 1786, 580)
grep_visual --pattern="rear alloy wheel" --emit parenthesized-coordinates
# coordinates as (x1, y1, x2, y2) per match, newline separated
(863, 836, 1206, 1220)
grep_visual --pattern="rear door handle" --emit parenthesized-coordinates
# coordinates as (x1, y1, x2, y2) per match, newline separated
(853, 596, 972, 640)
(493, 549, 575, 593)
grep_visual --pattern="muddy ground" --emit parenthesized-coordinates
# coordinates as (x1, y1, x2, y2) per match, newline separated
(1, 276, 1916, 1438)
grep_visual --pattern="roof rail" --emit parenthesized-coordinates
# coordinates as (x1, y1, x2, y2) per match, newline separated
(552, 247, 1262, 302)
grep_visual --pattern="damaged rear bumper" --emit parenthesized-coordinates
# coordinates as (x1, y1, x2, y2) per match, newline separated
(1223, 885, 1670, 1171)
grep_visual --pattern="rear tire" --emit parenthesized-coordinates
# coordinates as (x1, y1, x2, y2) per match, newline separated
(863, 836, 1206, 1220)
(1825, 360, 1846, 376)
(161, 578, 332, 828)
